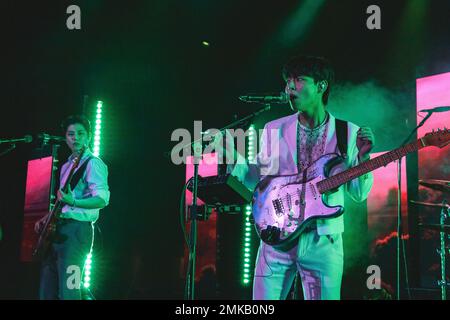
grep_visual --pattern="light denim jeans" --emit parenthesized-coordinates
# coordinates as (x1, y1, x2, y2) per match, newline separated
(39, 219, 93, 300)
(253, 229, 344, 300)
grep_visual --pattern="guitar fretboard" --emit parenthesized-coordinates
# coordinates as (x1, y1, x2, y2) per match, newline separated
(317, 140, 423, 194)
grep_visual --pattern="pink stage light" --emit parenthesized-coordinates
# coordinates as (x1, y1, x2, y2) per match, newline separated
(20, 156, 53, 262)
(416, 72, 450, 169)
(367, 154, 408, 240)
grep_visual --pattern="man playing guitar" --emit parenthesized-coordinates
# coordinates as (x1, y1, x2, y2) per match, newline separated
(232, 55, 374, 300)
(34, 115, 110, 300)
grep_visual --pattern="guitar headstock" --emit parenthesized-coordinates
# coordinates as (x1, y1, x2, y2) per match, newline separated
(421, 128, 450, 148)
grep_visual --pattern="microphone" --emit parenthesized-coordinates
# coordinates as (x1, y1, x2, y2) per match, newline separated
(0, 135, 33, 144)
(37, 133, 66, 142)
(419, 106, 450, 113)
(239, 92, 289, 104)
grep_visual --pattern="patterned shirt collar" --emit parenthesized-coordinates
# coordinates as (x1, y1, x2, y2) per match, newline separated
(298, 111, 330, 131)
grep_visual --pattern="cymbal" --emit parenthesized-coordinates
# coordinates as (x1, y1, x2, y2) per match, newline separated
(419, 179, 450, 194)
(419, 223, 450, 232)
(410, 200, 450, 209)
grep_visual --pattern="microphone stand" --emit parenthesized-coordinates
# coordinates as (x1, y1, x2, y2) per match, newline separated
(437, 201, 449, 300)
(0, 143, 16, 157)
(185, 142, 201, 300)
(0, 135, 33, 157)
(181, 103, 272, 300)
(396, 111, 433, 300)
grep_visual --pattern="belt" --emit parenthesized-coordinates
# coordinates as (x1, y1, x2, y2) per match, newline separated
(58, 218, 92, 224)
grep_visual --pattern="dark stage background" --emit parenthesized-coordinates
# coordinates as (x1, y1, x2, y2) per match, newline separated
(0, 0, 449, 299)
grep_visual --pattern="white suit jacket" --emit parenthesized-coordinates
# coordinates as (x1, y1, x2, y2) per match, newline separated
(231, 111, 373, 235)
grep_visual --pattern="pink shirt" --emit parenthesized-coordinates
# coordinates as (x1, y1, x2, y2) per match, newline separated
(59, 149, 110, 222)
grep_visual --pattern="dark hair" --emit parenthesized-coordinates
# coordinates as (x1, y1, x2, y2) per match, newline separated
(61, 115, 92, 135)
(282, 55, 335, 105)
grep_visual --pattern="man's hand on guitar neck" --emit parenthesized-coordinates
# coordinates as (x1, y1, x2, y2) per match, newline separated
(357, 126, 375, 162)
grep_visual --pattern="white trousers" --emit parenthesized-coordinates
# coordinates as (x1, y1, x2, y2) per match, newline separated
(253, 229, 344, 300)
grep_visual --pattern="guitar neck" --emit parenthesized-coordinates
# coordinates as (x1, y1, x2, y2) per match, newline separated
(52, 199, 64, 214)
(50, 149, 85, 215)
(317, 139, 425, 194)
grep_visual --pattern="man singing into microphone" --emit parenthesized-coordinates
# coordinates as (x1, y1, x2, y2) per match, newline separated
(232, 55, 374, 300)
(34, 115, 110, 300)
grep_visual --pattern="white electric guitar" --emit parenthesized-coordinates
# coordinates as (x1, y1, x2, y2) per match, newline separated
(252, 129, 450, 251)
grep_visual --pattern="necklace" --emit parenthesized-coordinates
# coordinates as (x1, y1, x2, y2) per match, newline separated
(297, 112, 329, 172)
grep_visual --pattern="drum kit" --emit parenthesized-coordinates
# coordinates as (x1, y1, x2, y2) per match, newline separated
(410, 179, 450, 300)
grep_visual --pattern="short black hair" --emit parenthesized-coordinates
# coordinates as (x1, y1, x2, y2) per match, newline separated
(61, 115, 92, 135)
(282, 55, 335, 105)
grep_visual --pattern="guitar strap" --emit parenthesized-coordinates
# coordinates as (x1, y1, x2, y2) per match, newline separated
(69, 157, 92, 190)
(335, 118, 348, 159)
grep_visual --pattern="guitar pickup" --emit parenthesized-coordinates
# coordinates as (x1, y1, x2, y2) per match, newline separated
(272, 198, 284, 215)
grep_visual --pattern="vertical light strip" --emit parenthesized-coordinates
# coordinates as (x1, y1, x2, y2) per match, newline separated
(83, 252, 93, 289)
(242, 124, 256, 285)
(83, 100, 103, 292)
(93, 101, 103, 157)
